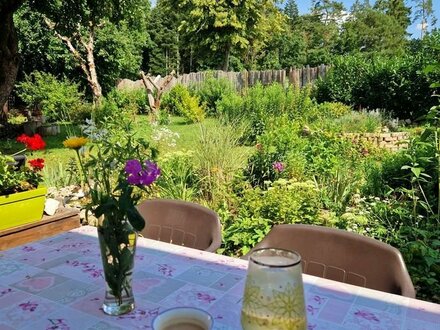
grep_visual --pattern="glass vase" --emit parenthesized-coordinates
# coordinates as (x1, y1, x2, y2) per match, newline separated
(98, 217, 137, 315)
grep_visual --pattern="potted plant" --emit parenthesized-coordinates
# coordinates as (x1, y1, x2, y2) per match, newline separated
(0, 134, 47, 230)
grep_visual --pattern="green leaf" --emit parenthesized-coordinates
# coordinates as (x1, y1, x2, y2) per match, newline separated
(410, 167, 422, 178)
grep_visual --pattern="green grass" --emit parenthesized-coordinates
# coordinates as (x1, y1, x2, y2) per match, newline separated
(0, 116, 252, 185)
(132, 115, 220, 151)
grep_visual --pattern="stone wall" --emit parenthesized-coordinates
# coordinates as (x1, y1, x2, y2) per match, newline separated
(343, 132, 410, 152)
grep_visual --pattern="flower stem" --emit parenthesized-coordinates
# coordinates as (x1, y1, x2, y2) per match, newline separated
(75, 149, 91, 192)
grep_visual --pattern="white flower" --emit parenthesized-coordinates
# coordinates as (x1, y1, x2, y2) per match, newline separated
(151, 126, 180, 148)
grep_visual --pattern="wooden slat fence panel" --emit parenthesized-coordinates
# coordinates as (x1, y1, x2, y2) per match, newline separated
(117, 66, 329, 93)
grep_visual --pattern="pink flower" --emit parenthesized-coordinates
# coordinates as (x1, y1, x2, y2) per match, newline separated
(272, 161, 285, 173)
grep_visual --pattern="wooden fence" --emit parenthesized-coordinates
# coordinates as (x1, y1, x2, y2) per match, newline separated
(117, 65, 330, 92)
(173, 65, 329, 91)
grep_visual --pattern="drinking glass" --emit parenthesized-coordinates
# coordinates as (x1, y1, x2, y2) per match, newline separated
(241, 248, 307, 330)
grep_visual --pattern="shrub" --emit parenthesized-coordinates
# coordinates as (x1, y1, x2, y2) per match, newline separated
(69, 102, 94, 124)
(317, 101, 352, 119)
(216, 90, 245, 124)
(106, 88, 148, 114)
(315, 54, 438, 119)
(222, 179, 322, 256)
(160, 84, 205, 123)
(17, 71, 84, 122)
(244, 117, 303, 187)
(194, 77, 234, 116)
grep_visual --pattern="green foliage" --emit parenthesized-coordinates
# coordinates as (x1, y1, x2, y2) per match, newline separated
(339, 8, 407, 56)
(146, 0, 180, 75)
(315, 110, 384, 133)
(42, 159, 77, 189)
(222, 179, 321, 256)
(160, 85, 205, 123)
(222, 83, 316, 142)
(194, 77, 234, 116)
(156, 151, 201, 201)
(398, 224, 440, 303)
(194, 123, 247, 206)
(216, 90, 245, 124)
(317, 101, 352, 119)
(106, 89, 148, 114)
(17, 71, 84, 123)
(316, 54, 438, 119)
(95, 21, 148, 94)
(15, 4, 74, 80)
(0, 154, 25, 195)
(244, 117, 302, 187)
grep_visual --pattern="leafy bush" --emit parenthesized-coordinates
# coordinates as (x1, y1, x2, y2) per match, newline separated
(160, 84, 205, 123)
(17, 71, 84, 122)
(216, 90, 245, 124)
(315, 54, 438, 119)
(106, 88, 148, 114)
(222, 179, 322, 256)
(244, 117, 303, 187)
(194, 77, 234, 116)
(317, 101, 352, 119)
(69, 102, 95, 124)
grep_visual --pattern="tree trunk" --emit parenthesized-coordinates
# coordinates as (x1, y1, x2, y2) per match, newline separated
(0, 2, 23, 122)
(222, 43, 231, 72)
(84, 31, 102, 104)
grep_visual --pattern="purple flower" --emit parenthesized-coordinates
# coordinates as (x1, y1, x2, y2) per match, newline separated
(125, 159, 142, 174)
(272, 161, 285, 173)
(125, 159, 161, 186)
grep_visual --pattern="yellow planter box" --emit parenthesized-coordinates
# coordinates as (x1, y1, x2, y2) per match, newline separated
(0, 186, 47, 230)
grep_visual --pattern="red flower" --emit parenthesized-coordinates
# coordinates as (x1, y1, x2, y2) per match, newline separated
(28, 158, 45, 171)
(16, 134, 46, 151)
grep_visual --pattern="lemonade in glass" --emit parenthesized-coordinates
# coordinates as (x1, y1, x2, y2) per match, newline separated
(241, 249, 307, 330)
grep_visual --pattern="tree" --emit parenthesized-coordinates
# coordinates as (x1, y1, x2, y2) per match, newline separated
(340, 8, 407, 56)
(173, 0, 279, 71)
(146, 0, 181, 75)
(0, 0, 24, 116)
(374, 0, 411, 31)
(28, 0, 150, 103)
(311, 0, 345, 25)
(14, 3, 74, 82)
(284, 0, 299, 27)
(412, 0, 436, 38)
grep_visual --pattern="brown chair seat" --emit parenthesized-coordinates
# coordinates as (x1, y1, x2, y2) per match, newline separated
(137, 199, 222, 252)
(244, 224, 415, 298)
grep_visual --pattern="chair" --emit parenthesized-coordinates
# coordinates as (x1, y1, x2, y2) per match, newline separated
(244, 224, 415, 298)
(137, 199, 222, 252)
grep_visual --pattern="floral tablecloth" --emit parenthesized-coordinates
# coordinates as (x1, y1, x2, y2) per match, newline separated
(0, 225, 439, 329)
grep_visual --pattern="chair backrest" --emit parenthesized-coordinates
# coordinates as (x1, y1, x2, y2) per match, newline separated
(137, 199, 222, 252)
(246, 224, 415, 298)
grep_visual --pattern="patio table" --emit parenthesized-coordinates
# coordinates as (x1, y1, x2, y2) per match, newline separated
(0, 225, 439, 329)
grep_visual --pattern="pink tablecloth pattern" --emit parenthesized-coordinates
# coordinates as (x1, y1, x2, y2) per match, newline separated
(0, 225, 438, 329)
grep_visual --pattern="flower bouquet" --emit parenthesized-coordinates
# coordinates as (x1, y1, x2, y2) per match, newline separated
(64, 121, 160, 315)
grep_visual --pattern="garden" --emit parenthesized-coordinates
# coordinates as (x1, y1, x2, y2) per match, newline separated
(2, 49, 440, 303)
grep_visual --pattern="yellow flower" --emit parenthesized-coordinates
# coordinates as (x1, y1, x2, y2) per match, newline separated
(63, 136, 88, 150)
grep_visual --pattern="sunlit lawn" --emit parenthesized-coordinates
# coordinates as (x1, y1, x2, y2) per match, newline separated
(0, 115, 250, 183)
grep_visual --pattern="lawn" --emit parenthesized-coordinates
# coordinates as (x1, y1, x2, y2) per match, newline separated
(0, 115, 241, 181)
